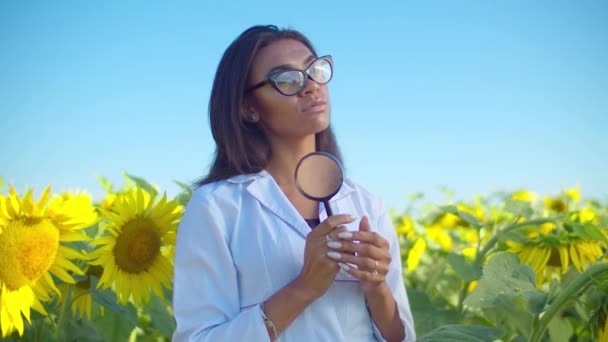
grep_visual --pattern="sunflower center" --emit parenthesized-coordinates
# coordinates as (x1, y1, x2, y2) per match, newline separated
(113, 218, 161, 273)
(0, 218, 60, 291)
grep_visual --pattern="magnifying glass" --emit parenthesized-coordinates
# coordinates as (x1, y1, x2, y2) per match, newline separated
(294, 151, 344, 217)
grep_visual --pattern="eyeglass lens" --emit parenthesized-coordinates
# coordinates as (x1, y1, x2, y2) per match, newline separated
(274, 58, 332, 95)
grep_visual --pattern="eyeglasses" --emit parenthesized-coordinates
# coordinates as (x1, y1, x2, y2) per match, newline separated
(246, 55, 333, 96)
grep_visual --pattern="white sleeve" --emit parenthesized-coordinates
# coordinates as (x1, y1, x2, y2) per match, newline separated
(172, 189, 270, 342)
(370, 202, 416, 342)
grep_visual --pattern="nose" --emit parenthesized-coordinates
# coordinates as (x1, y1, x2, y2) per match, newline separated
(300, 75, 320, 96)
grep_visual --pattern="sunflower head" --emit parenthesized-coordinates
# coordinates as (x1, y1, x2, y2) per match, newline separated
(544, 197, 568, 213)
(0, 186, 95, 337)
(0, 217, 59, 290)
(508, 232, 604, 287)
(89, 187, 183, 306)
(564, 185, 581, 203)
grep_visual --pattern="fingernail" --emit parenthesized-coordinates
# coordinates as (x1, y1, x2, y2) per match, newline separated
(327, 241, 342, 249)
(338, 262, 350, 270)
(327, 251, 342, 260)
(338, 232, 353, 239)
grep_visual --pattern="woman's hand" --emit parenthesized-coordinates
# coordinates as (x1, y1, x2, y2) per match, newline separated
(326, 216, 392, 294)
(295, 214, 355, 299)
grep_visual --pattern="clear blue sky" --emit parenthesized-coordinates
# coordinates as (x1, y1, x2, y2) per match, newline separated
(1, 1, 607, 210)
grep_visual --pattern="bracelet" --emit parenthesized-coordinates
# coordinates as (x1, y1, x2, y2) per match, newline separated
(261, 302, 279, 340)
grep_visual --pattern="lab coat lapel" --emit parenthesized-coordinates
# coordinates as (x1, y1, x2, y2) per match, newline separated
(245, 171, 311, 239)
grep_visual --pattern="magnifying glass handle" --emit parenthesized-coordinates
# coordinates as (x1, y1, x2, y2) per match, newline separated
(323, 200, 333, 217)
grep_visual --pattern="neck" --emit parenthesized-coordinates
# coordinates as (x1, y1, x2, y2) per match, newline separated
(265, 134, 316, 187)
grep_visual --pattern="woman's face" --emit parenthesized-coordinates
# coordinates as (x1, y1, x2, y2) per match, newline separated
(246, 39, 330, 142)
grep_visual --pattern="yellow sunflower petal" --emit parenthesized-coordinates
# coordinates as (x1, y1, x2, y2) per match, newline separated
(570, 244, 583, 272)
(559, 245, 569, 271)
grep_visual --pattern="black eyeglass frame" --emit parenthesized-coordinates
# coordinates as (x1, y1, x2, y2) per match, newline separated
(245, 55, 333, 96)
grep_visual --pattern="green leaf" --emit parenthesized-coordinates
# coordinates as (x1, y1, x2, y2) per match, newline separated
(504, 199, 534, 218)
(417, 325, 504, 342)
(175, 191, 192, 207)
(62, 319, 104, 342)
(89, 277, 139, 326)
(123, 171, 158, 197)
(95, 174, 114, 193)
(481, 296, 536, 338)
(526, 290, 548, 314)
(90, 307, 136, 342)
(174, 180, 192, 192)
(438, 186, 455, 198)
(547, 314, 574, 342)
(0, 175, 5, 190)
(464, 252, 546, 313)
(145, 294, 176, 337)
(408, 290, 462, 336)
(447, 252, 482, 282)
(497, 229, 529, 244)
(407, 192, 424, 202)
(441, 205, 481, 227)
(569, 221, 608, 244)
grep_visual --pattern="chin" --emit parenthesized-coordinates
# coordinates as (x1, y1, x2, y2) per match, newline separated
(313, 119, 330, 133)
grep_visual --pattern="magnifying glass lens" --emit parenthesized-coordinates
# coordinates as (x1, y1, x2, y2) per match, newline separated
(295, 152, 344, 217)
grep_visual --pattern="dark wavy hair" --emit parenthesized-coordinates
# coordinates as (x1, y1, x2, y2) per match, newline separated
(196, 25, 342, 186)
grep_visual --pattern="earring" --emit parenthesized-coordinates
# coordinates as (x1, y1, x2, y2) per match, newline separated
(249, 113, 259, 123)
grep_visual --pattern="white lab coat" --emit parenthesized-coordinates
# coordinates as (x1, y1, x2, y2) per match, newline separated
(172, 170, 415, 341)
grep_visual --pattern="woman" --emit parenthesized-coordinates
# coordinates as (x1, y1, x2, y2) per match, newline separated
(172, 25, 415, 341)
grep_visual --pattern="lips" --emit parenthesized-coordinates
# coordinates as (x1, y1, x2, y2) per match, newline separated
(302, 100, 328, 113)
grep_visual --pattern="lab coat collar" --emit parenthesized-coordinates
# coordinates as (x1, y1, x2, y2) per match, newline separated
(228, 170, 354, 238)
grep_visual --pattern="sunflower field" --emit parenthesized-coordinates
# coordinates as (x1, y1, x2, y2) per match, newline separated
(1, 174, 607, 341)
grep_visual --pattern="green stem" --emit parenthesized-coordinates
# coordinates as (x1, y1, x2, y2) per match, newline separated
(457, 280, 470, 313)
(54, 285, 73, 341)
(34, 315, 44, 342)
(529, 262, 608, 342)
(458, 226, 484, 312)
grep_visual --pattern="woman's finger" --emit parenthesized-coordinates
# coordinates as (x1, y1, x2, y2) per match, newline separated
(337, 261, 384, 282)
(336, 231, 389, 249)
(312, 215, 355, 236)
(327, 240, 389, 261)
(326, 252, 389, 275)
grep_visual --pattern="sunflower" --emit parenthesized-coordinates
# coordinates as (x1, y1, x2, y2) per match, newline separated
(0, 186, 97, 337)
(571, 207, 600, 225)
(507, 238, 604, 287)
(511, 190, 538, 203)
(395, 215, 416, 240)
(543, 197, 568, 213)
(89, 187, 183, 306)
(564, 185, 581, 203)
(406, 237, 427, 272)
(425, 226, 453, 251)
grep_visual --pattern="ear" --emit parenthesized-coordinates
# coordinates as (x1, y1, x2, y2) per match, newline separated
(241, 101, 259, 123)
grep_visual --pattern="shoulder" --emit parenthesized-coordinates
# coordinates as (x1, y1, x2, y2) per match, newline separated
(178, 173, 262, 240)
(189, 173, 261, 205)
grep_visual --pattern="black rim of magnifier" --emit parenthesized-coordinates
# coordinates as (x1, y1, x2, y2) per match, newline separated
(294, 151, 344, 202)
